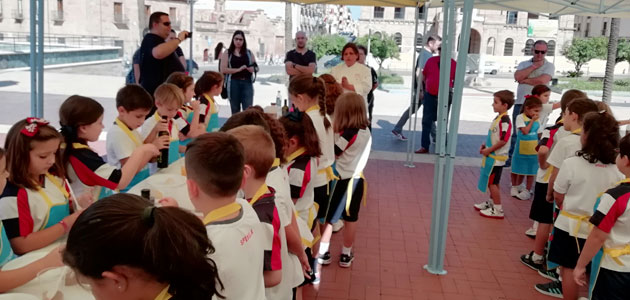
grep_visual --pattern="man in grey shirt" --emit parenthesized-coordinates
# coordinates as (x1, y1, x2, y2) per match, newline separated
(391, 35, 441, 140)
(507, 40, 554, 165)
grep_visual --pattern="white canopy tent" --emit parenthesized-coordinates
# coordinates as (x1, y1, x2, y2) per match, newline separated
(25, 0, 630, 275)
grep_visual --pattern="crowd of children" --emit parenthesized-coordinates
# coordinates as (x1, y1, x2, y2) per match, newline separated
(0, 71, 372, 299)
(475, 84, 630, 299)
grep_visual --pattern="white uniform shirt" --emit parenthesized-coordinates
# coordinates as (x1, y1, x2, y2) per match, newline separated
(106, 121, 143, 168)
(334, 128, 372, 179)
(554, 156, 623, 238)
(547, 133, 581, 169)
(207, 198, 266, 300)
(537, 103, 554, 134)
(591, 183, 630, 272)
(330, 62, 373, 106)
(306, 109, 334, 187)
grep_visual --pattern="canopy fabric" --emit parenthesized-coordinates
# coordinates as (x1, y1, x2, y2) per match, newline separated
(243, 0, 630, 18)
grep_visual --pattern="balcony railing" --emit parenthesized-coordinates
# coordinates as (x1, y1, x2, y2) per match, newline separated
(52, 10, 64, 22)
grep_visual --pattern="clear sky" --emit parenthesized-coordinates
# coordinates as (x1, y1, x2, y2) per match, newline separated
(196, 0, 361, 20)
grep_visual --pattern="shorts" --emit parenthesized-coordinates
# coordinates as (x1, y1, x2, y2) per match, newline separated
(592, 268, 630, 300)
(314, 183, 331, 220)
(547, 227, 586, 269)
(529, 182, 554, 224)
(489, 166, 503, 186)
(325, 177, 365, 223)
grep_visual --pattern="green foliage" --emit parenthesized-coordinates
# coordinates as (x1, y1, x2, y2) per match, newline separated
(307, 35, 347, 60)
(557, 77, 630, 92)
(562, 37, 607, 76)
(356, 33, 400, 70)
(615, 79, 630, 87)
(379, 73, 404, 84)
(617, 39, 630, 64)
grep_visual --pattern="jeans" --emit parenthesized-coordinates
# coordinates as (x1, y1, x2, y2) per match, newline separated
(228, 78, 254, 114)
(507, 104, 523, 161)
(421, 92, 438, 149)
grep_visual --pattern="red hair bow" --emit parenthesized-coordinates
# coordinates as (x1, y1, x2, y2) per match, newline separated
(21, 117, 49, 137)
(524, 94, 535, 99)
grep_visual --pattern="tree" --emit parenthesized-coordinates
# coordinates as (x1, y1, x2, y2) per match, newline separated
(356, 33, 400, 74)
(617, 39, 630, 65)
(562, 37, 607, 76)
(308, 34, 348, 60)
(602, 18, 620, 103)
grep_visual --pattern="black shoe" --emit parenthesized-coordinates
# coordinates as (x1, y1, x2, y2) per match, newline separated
(534, 281, 563, 298)
(538, 268, 560, 281)
(520, 251, 544, 271)
(317, 251, 331, 265)
(339, 252, 354, 268)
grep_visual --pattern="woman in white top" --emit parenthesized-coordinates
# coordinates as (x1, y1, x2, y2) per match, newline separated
(330, 43, 372, 108)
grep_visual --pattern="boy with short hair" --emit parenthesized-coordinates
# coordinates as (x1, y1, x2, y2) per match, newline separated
(227, 125, 283, 289)
(475, 90, 514, 219)
(141, 83, 201, 165)
(185, 132, 266, 299)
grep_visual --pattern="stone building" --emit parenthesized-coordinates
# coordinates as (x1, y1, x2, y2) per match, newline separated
(574, 16, 630, 38)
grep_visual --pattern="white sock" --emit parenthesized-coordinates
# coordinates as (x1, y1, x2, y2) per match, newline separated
(319, 242, 330, 256)
(342, 246, 352, 255)
(532, 252, 543, 262)
(494, 204, 502, 211)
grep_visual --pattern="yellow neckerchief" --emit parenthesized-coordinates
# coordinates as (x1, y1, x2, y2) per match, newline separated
(202, 202, 242, 225)
(249, 183, 269, 206)
(271, 158, 280, 168)
(601, 178, 630, 265)
(305, 105, 320, 113)
(153, 285, 172, 300)
(37, 174, 70, 230)
(153, 113, 178, 141)
(115, 118, 141, 146)
(203, 94, 218, 115)
(72, 143, 90, 150)
(557, 118, 564, 124)
(286, 147, 306, 162)
(571, 128, 582, 134)
(521, 113, 531, 122)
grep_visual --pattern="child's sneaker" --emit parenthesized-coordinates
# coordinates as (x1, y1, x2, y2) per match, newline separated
(317, 251, 332, 265)
(516, 190, 531, 200)
(510, 186, 521, 197)
(538, 268, 560, 281)
(525, 226, 537, 238)
(339, 252, 354, 268)
(534, 281, 563, 298)
(480, 206, 504, 219)
(391, 130, 408, 141)
(520, 251, 544, 271)
(473, 200, 492, 211)
(332, 220, 344, 232)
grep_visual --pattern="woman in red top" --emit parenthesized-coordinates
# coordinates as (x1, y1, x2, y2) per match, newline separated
(415, 48, 456, 154)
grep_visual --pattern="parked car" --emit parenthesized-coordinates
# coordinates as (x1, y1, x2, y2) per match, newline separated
(466, 60, 499, 75)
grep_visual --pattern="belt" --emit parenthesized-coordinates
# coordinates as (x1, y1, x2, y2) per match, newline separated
(603, 244, 630, 266)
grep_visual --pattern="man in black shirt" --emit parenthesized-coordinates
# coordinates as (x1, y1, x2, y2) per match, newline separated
(284, 31, 316, 80)
(139, 12, 189, 97)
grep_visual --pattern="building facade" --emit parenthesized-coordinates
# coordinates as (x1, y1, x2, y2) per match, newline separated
(574, 16, 630, 38)
(358, 7, 574, 71)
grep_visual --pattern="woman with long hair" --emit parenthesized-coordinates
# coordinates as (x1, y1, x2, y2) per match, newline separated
(220, 30, 257, 114)
(330, 43, 372, 109)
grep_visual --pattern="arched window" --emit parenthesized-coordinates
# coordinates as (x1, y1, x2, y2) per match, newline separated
(486, 37, 496, 55)
(394, 32, 402, 46)
(504, 38, 514, 56)
(547, 40, 556, 56)
(373, 31, 382, 39)
(524, 39, 535, 55)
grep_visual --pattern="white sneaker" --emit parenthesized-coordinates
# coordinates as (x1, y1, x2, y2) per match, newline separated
(525, 226, 537, 238)
(332, 220, 344, 232)
(480, 207, 504, 219)
(473, 200, 492, 211)
(510, 186, 520, 197)
(516, 190, 531, 200)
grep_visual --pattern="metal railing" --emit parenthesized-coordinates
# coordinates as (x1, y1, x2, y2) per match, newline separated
(0, 31, 120, 52)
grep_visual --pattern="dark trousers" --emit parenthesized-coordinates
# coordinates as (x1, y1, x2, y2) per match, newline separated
(228, 79, 254, 114)
(421, 92, 438, 149)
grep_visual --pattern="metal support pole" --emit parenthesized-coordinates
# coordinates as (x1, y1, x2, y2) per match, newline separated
(37, 0, 44, 118)
(30, 0, 37, 117)
(405, 3, 429, 167)
(424, 0, 473, 275)
(188, 0, 195, 73)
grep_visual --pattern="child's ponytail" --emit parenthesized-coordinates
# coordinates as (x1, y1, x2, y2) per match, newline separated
(58, 95, 104, 180)
(280, 111, 322, 157)
(63, 193, 224, 300)
(288, 74, 331, 130)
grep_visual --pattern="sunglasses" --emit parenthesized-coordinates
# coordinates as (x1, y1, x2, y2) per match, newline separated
(162, 22, 171, 26)
(534, 50, 547, 54)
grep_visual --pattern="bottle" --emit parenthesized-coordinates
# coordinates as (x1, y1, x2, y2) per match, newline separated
(282, 99, 289, 116)
(276, 90, 282, 107)
(157, 116, 170, 169)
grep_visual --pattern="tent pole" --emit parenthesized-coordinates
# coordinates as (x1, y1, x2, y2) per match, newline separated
(188, 0, 195, 73)
(37, 0, 44, 118)
(404, 3, 421, 167)
(30, 0, 37, 117)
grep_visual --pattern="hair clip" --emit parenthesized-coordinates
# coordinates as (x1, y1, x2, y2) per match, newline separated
(141, 206, 156, 227)
(287, 110, 303, 122)
(59, 124, 76, 137)
(524, 94, 534, 99)
(21, 117, 49, 137)
(599, 110, 607, 114)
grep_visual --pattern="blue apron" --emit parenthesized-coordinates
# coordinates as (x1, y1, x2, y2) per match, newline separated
(0, 224, 16, 267)
(477, 113, 508, 193)
(188, 94, 220, 133)
(512, 113, 540, 176)
(38, 174, 70, 230)
(113, 118, 151, 192)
